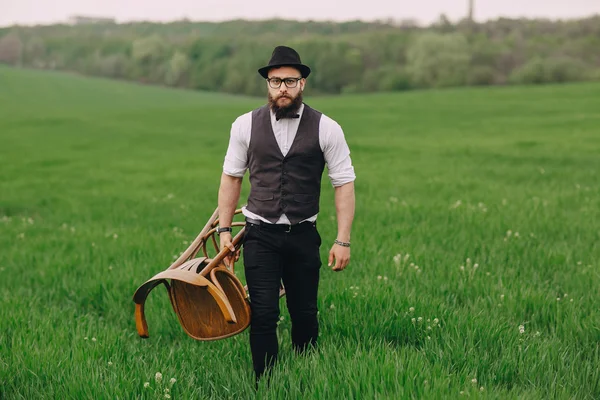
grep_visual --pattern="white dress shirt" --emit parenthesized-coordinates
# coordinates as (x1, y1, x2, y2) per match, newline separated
(223, 103, 356, 224)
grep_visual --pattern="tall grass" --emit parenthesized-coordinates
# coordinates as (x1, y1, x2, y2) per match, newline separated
(1, 66, 599, 399)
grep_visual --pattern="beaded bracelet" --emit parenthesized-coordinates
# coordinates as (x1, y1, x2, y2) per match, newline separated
(334, 239, 351, 247)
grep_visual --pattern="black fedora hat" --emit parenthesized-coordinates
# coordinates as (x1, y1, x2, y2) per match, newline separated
(258, 46, 311, 79)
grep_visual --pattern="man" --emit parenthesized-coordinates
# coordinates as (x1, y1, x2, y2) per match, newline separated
(217, 45, 356, 382)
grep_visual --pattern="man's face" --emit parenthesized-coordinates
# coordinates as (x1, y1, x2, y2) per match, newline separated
(267, 66, 305, 107)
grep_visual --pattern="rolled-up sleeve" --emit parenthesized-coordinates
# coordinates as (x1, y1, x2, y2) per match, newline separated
(223, 113, 251, 177)
(320, 116, 356, 187)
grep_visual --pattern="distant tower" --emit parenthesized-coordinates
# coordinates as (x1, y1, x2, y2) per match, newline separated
(468, 0, 474, 22)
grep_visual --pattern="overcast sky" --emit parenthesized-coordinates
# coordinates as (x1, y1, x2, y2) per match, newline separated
(2, 0, 599, 27)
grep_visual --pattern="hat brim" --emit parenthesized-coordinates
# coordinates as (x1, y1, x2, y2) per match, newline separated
(258, 64, 311, 79)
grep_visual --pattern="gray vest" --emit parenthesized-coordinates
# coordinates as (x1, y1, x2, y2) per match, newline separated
(246, 104, 325, 224)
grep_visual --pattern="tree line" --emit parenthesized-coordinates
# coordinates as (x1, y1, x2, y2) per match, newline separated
(1, 16, 599, 96)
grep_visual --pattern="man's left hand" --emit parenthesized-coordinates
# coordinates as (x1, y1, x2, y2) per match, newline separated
(328, 244, 350, 271)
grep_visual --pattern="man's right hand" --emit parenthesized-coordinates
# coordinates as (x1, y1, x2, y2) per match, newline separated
(219, 232, 239, 267)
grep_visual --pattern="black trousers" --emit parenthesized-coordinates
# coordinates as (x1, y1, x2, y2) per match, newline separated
(242, 219, 322, 379)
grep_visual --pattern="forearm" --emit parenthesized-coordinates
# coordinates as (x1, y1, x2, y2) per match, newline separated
(334, 182, 355, 242)
(218, 173, 243, 226)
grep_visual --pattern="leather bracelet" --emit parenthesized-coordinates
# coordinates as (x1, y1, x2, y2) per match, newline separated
(334, 239, 350, 247)
(216, 226, 232, 235)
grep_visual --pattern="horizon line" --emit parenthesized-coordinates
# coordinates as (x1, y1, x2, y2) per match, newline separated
(2, 12, 600, 29)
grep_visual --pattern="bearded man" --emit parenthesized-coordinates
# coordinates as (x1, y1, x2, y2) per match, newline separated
(217, 45, 356, 382)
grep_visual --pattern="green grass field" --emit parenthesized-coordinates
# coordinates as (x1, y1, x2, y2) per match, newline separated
(1, 65, 599, 399)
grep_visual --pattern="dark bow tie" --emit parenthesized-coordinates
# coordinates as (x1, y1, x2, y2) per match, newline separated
(276, 114, 300, 121)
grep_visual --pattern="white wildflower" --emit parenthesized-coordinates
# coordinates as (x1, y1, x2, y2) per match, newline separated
(500, 294, 505, 300)
(471, 378, 477, 384)
(409, 307, 415, 313)
(155, 372, 163, 382)
(113, 233, 118, 239)
(144, 382, 150, 388)
(433, 318, 439, 325)
(108, 361, 113, 366)
(460, 265, 465, 271)
(84, 337, 88, 340)
(518, 325, 525, 334)
(389, 196, 398, 203)
(377, 275, 382, 280)
(411, 318, 416, 324)
(514, 232, 519, 237)
(164, 395, 171, 399)
(450, 200, 462, 209)
(330, 304, 335, 310)
(384, 276, 388, 281)
(170, 378, 176, 385)
(480, 386, 484, 391)
(91, 337, 97, 342)
(417, 317, 423, 323)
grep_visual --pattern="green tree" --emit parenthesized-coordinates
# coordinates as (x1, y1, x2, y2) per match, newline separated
(407, 32, 471, 88)
(165, 51, 191, 86)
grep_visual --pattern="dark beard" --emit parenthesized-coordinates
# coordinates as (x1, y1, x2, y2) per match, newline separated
(268, 92, 303, 120)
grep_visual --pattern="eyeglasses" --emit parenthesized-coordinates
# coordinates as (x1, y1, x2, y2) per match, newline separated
(266, 77, 302, 89)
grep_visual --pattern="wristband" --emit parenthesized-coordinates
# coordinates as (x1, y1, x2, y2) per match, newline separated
(334, 239, 350, 247)
(216, 226, 233, 235)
